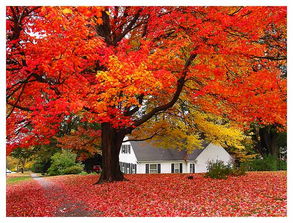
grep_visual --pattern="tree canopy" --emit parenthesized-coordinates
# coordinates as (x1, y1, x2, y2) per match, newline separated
(6, 6, 286, 182)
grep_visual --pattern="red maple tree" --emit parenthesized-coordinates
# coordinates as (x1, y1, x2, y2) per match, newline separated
(6, 6, 286, 183)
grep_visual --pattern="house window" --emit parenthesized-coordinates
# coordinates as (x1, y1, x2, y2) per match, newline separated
(121, 145, 131, 154)
(120, 163, 134, 174)
(171, 163, 183, 173)
(190, 163, 195, 173)
(174, 163, 180, 173)
(149, 164, 158, 173)
(146, 164, 161, 173)
(132, 164, 137, 174)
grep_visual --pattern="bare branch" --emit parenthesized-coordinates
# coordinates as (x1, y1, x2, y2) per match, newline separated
(228, 7, 244, 16)
(113, 8, 143, 44)
(253, 56, 287, 61)
(124, 94, 144, 116)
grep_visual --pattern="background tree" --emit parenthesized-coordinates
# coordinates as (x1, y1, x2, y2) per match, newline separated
(249, 124, 287, 158)
(10, 147, 37, 173)
(6, 6, 286, 183)
(31, 145, 60, 175)
(6, 156, 19, 172)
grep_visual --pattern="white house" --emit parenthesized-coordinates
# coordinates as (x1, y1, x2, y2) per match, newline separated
(119, 139, 233, 174)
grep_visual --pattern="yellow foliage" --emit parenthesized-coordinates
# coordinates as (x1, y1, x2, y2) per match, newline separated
(186, 108, 247, 150)
(6, 156, 19, 171)
(24, 160, 34, 169)
(62, 8, 72, 14)
(95, 56, 163, 114)
(130, 104, 248, 154)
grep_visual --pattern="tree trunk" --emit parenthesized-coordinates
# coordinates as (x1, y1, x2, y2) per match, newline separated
(259, 126, 279, 157)
(269, 130, 278, 157)
(21, 159, 26, 174)
(95, 123, 127, 184)
(252, 126, 265, 157)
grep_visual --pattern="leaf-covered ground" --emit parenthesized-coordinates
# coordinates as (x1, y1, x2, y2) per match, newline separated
(7, 172, 286, 217)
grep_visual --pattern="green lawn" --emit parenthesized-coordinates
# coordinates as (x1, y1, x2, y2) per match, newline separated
(7, 176, 32, 184)
(6, 172, 34, 184)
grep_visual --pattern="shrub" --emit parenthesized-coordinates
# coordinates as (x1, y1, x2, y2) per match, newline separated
(205, 160, 246, 179)
(242, 155, 287, 171)
(205, 160, 232, 179)
(47, 150, 84, 176)
(63, 165, 84, 175)
(278, 160, 287, 170)
(31, 159, 52, 174)
(31, 146, 61, 175)
(230, 166, 246, 176)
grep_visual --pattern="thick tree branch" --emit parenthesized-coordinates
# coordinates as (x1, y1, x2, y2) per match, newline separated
(6, 82, 28, 119)
(113, 8, 143, 44)
(122, 131, 159, 143)
(96, 10, 112, 45)
(124, 94, 144, 116)
(253, 56, 287, 61)
(132, 53, 197, 128)
(228, 7, 244, 16)
(7, 102, 32, 112)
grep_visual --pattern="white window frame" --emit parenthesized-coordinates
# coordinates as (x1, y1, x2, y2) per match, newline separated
(149, 164, 158, 173)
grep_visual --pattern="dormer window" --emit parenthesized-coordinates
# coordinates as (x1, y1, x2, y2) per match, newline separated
(121, 144, 131, 154)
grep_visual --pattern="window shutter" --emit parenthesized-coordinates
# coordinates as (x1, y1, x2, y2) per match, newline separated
(158, 164, 161, 173)
(171, 163, 174, 173)
(190, 164, 195, 173)
(130, 164, 132, 174)
(180, 163, 183, 173)
(146, 164, 149, 174)
(134, 164, 137, 174)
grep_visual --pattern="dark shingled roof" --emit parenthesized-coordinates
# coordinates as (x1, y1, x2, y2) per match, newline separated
(130, 141, 210, 161)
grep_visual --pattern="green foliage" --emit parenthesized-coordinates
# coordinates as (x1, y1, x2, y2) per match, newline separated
(31, 160, 51, 174)
(31, 146, 60, 174)
(47, 150, 84, 176)
(205, 160, 246, 179)
(10, 147, 38, 172)
(7, 176, 32, 184)
(242, 155, 287, 171)
(230, 166, 246, 176)
(278, 159, 287, 170)
(79, 171, 97, 175)
(205, 160, 232, 179)
(62, 165, 84, 174)
(10, 147, 37, 160)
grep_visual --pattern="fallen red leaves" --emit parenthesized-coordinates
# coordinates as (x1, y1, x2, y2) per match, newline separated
(7, 171, 286, 217)
(6, 179, 55, 216)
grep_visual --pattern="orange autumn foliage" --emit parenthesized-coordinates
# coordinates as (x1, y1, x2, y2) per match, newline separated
(7, 6, 286, 154)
